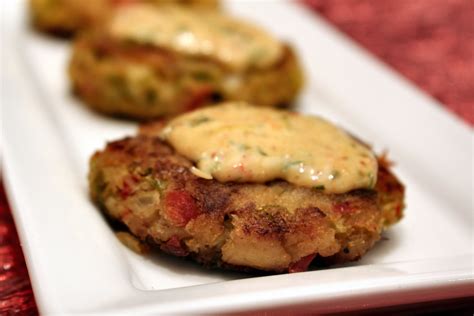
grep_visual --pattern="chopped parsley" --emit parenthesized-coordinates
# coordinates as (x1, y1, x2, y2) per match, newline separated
(283, 160, 303, 170)
(367, 172, 376, 188)
(145, 89, 158, 105)
(238, 143, 251, 151)
(139, 167, 153, 176)
(189, 116, 212, 127)
(149, 178, 167, 197)
(329, 170, 340, 180)
(192, 71, 213, 82)
(257, 147, 268, 156)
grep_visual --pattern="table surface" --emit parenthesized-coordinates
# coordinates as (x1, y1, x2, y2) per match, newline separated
(1, 0, 472, 314)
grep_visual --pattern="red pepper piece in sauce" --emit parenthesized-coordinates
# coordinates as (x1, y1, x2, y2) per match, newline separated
(164, 190, 200, 227)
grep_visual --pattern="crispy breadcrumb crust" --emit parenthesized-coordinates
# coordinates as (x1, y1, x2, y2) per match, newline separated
(89, 135, 404, 273)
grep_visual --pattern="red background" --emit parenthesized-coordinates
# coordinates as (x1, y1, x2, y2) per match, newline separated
(1, 0, 472, 314)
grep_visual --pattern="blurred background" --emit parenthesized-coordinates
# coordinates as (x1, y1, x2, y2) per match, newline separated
(303, 0, 473, 125)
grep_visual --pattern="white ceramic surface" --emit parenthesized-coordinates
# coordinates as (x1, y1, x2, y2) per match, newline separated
(2, 0, 473, 314)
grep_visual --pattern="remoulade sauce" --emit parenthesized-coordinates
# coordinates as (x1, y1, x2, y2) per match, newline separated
(161, 103, 378, 194)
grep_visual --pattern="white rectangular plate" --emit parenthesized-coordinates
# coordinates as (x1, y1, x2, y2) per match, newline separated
(2, 0, 473, 314)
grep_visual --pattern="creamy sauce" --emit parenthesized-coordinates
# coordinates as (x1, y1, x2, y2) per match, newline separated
(161, 103, 378, 194)
(109, 4, 283, 71)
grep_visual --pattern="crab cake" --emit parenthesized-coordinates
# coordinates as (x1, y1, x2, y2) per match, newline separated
(30, 0, 219, 36)
(69, 4, 304, 120)
(89, 103, 404, 273)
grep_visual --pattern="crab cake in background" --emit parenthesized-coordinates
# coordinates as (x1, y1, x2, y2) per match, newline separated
(69, 4, 304, 120)
(30, 0, 219, 36)
(89, 103, 404, 273)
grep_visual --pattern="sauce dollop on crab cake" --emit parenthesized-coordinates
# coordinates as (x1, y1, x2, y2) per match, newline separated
(89, 103, 404, 273)
(30, 0, 219, 36)
(69, 4, 304, 120)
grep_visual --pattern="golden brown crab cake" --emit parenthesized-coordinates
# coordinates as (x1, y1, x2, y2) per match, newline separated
(30, 0, 219, 36)
(69, 4, 304, 120)
(89, 104, 404, 273)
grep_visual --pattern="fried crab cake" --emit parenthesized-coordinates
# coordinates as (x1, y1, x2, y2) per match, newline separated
(69, 4, 304, 120)
(30, 0, 219, 36)
(89, 103, 404, 273)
